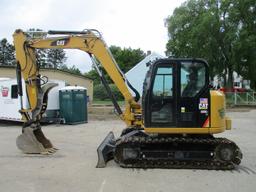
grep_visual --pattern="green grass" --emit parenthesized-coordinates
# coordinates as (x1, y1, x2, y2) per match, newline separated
(92, 99, 125, 106)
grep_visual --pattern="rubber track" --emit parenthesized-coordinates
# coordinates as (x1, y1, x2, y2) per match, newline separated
(114, 135, 242, 170)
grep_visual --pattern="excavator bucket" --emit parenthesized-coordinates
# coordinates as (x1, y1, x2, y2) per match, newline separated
(96, 131, 116, 168)
(16, 82, 58, 154)
(16, 126, 58, 154)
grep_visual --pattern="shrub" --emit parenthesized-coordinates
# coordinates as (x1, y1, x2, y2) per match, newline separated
(94, 84, 124, 100)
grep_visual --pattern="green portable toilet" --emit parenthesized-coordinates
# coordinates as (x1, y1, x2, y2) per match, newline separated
(59, 86, 88, 124)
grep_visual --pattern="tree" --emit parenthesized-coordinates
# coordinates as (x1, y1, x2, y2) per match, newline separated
(93, 83, 124, 100)
(110, 46, 146, 73)
(231, 0, 256, 89)
(85, 45, 146, 85)
(85, 69, 101, 85)
(36, 49, 48, 68)
(35, 48, 67, 69)
(166, 0, 256, 89)
(27, 28, 67, 69)
(61, 64, 82, 75)
(47, 49, 67, 69)
(26, 28, 48, 68)
(0, 38, 15, 65)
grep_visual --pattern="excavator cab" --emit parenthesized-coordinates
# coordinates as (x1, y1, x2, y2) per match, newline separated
(143, 58, 210, 129)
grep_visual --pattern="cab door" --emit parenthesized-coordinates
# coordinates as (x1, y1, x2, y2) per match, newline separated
(147, 62, 177, 127)
(178, 60, 210, 127)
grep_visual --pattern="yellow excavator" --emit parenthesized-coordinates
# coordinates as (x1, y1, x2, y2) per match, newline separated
(13, 29, 242, 170)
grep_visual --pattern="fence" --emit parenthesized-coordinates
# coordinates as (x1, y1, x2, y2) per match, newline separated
(225, 92, 256, 106)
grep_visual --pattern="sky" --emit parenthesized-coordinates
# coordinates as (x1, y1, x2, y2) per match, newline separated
(0, 0, 185, 72)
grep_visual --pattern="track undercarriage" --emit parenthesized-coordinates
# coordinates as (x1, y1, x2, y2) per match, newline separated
(97, 130, 242, 170)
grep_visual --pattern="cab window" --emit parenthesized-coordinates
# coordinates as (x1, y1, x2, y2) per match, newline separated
(152, 67, 173, 97)
(181, 62, 206, 97)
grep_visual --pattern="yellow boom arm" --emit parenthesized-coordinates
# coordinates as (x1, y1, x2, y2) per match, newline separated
(13, 29, 141, 127)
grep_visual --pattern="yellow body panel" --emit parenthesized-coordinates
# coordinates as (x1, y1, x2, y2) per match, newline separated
(144, 90, 231, 135)
(145, 127, 211, 134)
(209, 90, 226, 133)
(13, 30, 39, 110)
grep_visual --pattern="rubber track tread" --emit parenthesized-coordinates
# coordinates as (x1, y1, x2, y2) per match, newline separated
(114, 135, 242, 170)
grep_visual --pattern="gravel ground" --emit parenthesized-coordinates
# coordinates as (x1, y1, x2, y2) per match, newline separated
(0, 110, 255, 192)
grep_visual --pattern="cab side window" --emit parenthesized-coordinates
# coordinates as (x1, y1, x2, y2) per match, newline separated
(181, 62, 206, 97)
(152, 67, 173, 97)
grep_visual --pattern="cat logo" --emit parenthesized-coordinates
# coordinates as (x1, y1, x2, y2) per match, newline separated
(56, 40, 66, 46)
(199, 98, 208, 110)
(51, 38, 69, 46)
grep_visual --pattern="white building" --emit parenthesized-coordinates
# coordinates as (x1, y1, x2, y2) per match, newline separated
(125, 52, 163, 96)
(213, 71, 250, 90)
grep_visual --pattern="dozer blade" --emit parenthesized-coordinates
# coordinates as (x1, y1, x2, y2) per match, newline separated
(16, 127, 58, 154)
(96, 131, 116, 168)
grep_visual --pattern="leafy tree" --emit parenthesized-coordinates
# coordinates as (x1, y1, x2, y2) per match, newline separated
(110, 46, 146, 73)
(231, 0, 256, 89)
(36, 49, 48, 68)
(85, 45, 146, 101)
(26, 28, 48, 68)
(94, 84, 109, 100)
(94, 83, 124, 100)
(61, 64, 82, 75)
(36, 48, 67, 69)
(27, 28, 67, 69)
(85, 69, 101, 85)
(47, 49, 67, 68)
(0, 38, 15, 65)
(166, 0, 256, 89)
(85, 45, 146, 85)
(60, 64, 82, 76)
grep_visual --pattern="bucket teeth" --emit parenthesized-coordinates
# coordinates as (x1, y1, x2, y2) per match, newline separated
(40, 148, 58, 155)
(16, 126, 57, 155)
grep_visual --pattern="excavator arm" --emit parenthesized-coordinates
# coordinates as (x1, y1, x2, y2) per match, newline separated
(13, 29, 142, 156)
